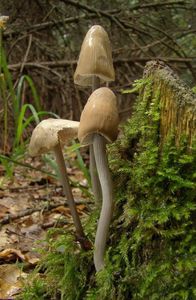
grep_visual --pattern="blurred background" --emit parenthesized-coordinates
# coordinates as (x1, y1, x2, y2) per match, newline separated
(0, 0, 195, 150)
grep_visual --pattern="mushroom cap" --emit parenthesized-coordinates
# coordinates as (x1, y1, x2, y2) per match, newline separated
(78, 87, 119, 144)
(29, 118, 79, 156)
(74, 25, 115, 86)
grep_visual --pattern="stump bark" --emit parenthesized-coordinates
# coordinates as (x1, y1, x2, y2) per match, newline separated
(143, 61, 196, 149)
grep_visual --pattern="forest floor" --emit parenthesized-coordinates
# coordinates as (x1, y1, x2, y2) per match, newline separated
(0, 155, 89, 298)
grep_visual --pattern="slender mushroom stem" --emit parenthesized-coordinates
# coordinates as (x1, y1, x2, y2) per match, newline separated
(92, 76, 100, 91)
(53, 143, 85, 239)
(90, 75, 102, 204)
(90, 144, 102, 204)
(93, 134, 113, 272)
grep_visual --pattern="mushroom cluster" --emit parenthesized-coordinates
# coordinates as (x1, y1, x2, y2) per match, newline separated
(74, 25, 116, 205)
(29, 25, 119, 272)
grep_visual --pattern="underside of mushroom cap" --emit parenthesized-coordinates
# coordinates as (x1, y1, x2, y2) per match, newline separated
(29, 118, 79, 156)
(78, 87, 119, 145)
(74, 25, 115, 86)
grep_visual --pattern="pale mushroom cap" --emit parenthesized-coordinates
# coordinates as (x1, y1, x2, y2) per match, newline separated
(29, 118, 79, 156)
(78, 87, 119, 144)
(74, 25, 115, 86)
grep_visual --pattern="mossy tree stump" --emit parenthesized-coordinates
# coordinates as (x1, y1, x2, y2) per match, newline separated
(106, 61, 196, 300)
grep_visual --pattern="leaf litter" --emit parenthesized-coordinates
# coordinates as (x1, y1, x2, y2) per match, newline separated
(0, 155, 91, 298)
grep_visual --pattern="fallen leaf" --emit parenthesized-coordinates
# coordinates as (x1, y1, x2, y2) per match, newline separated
(52, 205, 71, 216)
(0, 264, 27, 298)
(77, 204, 86, 212)
(0, 203, 9, 217)
(0, 248, 26, 262)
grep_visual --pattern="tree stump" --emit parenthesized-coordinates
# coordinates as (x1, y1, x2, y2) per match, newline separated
(103, 61, 196, 299)
(143, 61, 195, 149)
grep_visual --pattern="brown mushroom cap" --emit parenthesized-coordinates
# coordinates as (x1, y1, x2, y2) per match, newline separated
(29, 118, 79, 156)
(74, 25, 115, 86)
(78, 87, 119, 144)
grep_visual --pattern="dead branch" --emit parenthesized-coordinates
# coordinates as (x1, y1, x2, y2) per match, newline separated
(8, 57, 195, 70)
(0, 199, 91, 225)
(131, 1, 189, 10)
(3, 15, 90, 38)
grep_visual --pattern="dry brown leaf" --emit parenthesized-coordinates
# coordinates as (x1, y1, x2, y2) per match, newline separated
(25, 252, 40, 266)
(0, 248, 26, 262)
(77, 204, 86, 212)
(0, 226, 18, 251)
(0, 264, 27, 298)
(0, 203, 9, 217)
(52, 205, 71, 216)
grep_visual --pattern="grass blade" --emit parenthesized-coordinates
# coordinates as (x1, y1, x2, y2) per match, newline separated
(16, 74, 42, 112)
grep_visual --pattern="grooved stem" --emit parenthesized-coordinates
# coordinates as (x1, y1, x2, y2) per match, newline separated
(54, 143, 85, 239)
(93, 134, 113, 271)
(90, 76, 102, 204)
(90, 144, 102, 204)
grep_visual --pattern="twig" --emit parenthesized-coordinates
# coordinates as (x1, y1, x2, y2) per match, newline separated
(130, 1, 187, 10)
(3, 15, 89, 38)
(19, 34, 32, 75)
(8, 57, 195, 70)
(63, 0, 151, 36)
(0, 200, 91, 225)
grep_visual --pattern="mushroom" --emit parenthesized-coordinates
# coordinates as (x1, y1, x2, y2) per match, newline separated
(29, 118, 88, 247)
(74, 25, 115, 204)
(74, 25, 115, 87)
(78, 87, 119, 271)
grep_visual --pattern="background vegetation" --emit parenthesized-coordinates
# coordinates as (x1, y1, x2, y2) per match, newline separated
(0, 0, 195, 151)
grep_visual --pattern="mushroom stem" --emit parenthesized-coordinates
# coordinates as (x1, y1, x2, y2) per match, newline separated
(90, 144, 102, 204)
(90, 75, 102, 204)
(92, 76, 100, 91)
(53, 143, 85, 239)
(93, 134, 113, 271)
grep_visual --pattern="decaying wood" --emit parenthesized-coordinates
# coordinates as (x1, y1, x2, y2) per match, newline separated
(144, 61, 196, 149)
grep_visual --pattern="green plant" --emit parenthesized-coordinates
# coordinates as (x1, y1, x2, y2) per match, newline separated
(20, 275, 49, 300)
(0, 39, 59, 177)
(20, 229, 94, 300)
(0, 42, 92, 194)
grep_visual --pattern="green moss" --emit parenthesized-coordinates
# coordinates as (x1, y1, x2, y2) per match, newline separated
(21, 77, 195, 300)
(105, 77, 196, 300)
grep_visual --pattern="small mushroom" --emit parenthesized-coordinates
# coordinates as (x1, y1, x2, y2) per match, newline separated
(74, 25, 115, 87)
(29, 118, 87, 246)
(78, 87, 119, 271)
(74, 25, 115, 204)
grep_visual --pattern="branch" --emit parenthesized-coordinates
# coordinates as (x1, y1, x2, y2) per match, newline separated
(8, 57, 196, 70)
(63, 0, 150, 36)
(0, 199, 89, 225)
(130, 1, 190, 10)
(3, 15, 90, 38)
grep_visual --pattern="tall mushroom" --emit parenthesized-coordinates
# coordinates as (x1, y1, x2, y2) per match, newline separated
(74, 25, 115, 204)
(29, 118, 89, 248)
(78, 87, 119, 271)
